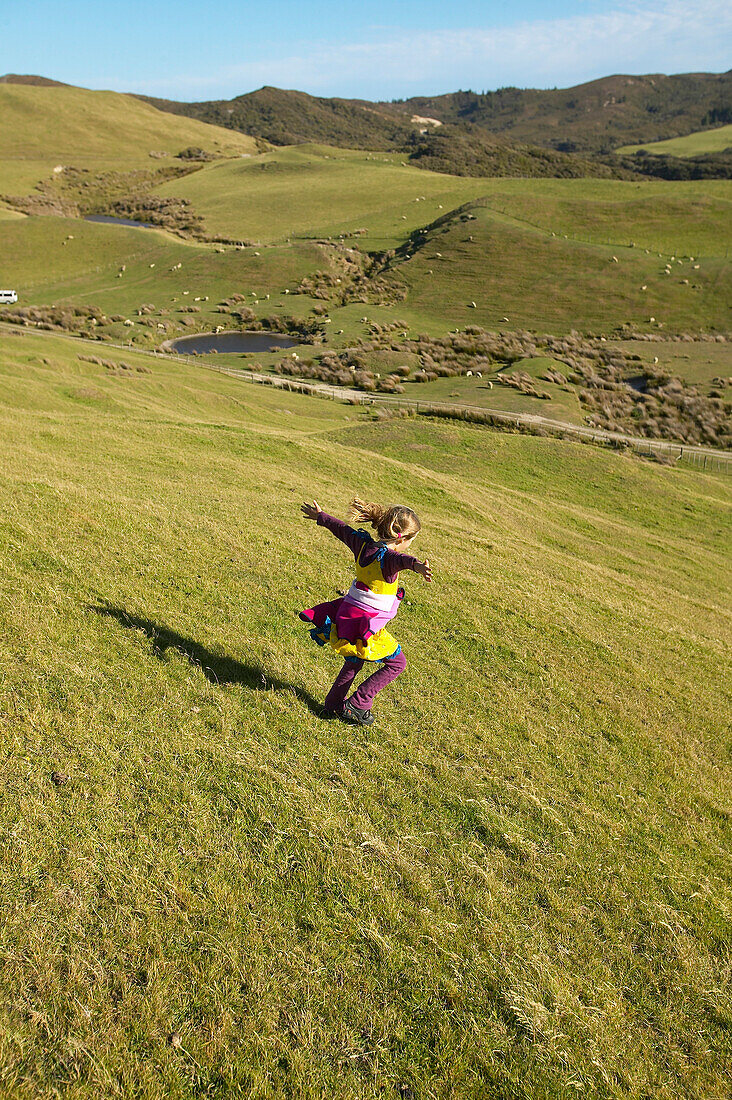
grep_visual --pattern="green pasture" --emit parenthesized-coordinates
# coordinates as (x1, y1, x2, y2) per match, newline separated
(464, 179, 732, 257)
(154, 144, 491, 246)
(0, 327, 730, 1099)
(0, 215, 328, 344)
(618, 124, 732, 157)
(388, 202, 731, 334)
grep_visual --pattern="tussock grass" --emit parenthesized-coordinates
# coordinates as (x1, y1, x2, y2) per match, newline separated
(0, 330, 730, 1098)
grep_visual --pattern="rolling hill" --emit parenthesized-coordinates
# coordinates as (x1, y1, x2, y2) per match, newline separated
(137, 71, 732, 154)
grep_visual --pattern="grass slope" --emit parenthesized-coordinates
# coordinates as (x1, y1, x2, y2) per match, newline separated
(0, 327, 730, 1098)
(153, 145, 491, 247)
(619, 124, 732, 157)
(0, 84, 259, 197)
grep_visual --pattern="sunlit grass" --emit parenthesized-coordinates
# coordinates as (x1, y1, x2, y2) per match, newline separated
(0, 329, 730, 1098)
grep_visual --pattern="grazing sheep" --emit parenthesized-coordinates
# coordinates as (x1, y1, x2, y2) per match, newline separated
(612, 256, 618, 263)
(123, 319, 134, 326)
(468, 301, 476, 308)
(475, 371, 482, 378)
(500, 317, 509, 323)
(653, 356, 659, 364)
(641, 285, 647, 290)
(485, 380, 493, 389)
(466, 370, 473, 377)
(149, 263, 155, 268)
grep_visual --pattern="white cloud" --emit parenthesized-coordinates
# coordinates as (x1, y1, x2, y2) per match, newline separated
(136, 0, 732, 99)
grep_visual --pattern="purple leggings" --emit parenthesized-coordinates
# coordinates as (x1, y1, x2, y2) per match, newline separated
(324, 650, 407, 713)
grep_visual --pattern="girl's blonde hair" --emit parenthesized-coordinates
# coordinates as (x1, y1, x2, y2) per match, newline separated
(349, 497, 421, 544)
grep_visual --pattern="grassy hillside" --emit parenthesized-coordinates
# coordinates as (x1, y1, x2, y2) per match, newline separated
(0, 84, 259, 199)
(0, 326, 730, 1098)
(153, 144, 491, 247)
(619, 124, 732, 157)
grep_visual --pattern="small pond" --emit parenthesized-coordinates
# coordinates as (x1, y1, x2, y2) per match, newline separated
(165, 331, 300, 355)
(85, 214, 156, 229)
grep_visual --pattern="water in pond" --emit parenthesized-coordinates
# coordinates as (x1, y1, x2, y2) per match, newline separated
(85, 214, 156, 229)
(166, 331, 300, 355)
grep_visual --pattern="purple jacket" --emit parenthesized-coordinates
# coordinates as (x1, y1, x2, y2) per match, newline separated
(317, 512, 420, 582)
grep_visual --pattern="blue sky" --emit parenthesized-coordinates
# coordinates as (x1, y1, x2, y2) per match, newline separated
(3, 0, 730, 101)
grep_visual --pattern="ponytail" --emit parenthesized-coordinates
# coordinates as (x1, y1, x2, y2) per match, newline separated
(349, 497, 421, 543)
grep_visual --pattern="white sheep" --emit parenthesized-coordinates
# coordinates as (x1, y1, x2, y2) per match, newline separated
(468, 301, 476, 308)
(612, 256, 618, 262)
(466, 370, 473, 377)
(475, 371, 482, 378)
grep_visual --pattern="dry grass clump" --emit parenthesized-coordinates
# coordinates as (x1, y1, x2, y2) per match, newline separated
(274, 324, 731, 447)
(295, 245, 406, 305)
(500, 371, 552, 399)
(77, 354, 151, 375)
(4, 304, 107, 333)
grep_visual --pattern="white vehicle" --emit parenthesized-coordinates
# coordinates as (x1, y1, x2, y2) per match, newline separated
(0, 290, 18, 304)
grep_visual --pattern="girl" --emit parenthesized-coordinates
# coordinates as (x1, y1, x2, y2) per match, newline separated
(299, 497, 432, 725)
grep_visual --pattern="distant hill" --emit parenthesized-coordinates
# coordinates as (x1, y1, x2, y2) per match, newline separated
(138, 72, 731, 154)
(388, 72, 732, 152)
(0, 73, 72, 87)
(138, 86, 412, 150)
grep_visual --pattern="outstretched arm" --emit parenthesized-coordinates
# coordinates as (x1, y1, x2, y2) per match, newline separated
(413, 557, 433, 583)
(300, 501, 366, 556)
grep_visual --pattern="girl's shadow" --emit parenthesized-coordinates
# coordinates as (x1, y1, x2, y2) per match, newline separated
(91, 604, 322, 716)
